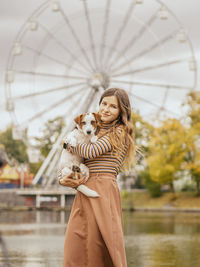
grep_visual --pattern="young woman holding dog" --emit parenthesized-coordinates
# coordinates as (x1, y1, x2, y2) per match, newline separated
(61, 88, 136, 267)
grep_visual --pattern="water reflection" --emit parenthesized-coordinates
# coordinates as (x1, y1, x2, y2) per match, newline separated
(0, 210, 71, 225)
(123, 212, 200, 267)
(0, 231, 10, 266)
(0, 211, 200, 266)
(123, 211, 200, 235)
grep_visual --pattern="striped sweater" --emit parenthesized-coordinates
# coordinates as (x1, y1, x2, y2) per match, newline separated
(66, 122, 128, 175)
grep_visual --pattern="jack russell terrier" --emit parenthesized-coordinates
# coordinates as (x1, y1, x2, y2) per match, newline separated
(58, 112, 101, 197)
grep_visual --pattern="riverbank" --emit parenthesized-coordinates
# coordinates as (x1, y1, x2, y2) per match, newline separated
(121, 190, 200, 212)
(1, 190, 200, 212)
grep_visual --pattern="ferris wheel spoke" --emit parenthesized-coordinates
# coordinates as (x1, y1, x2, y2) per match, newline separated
(82, 0, 98, 70)
(129, 91, 179, 116)
(108, 11, 158, 70)
(111, 29, 178, 74)
(112, 58, 188, 77)
(63, 87, 92, 117)
(24, 45, 90, 76)
(111, 79, 193, 90)
(161, 87, 168, 107)
(99, 0, 111, 70)
(13, 69, 87, 80)
(21, 86, 88, 126)
(13, 82, 86, 100)
(59, 6, 95, 72)
(39, 23, 92, 73)
(103, 0, 136, 69)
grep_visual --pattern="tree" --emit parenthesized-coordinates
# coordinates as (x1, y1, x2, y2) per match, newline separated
(0, 127, 28, 164)
(130, 112, 155, 190)
(184, 92, 200, 195)
(0, 146, 8, 168)
(34, 116, 65, 158)
(35, 117, 64, 158)
(132, 112, 154, 155)
(146, 118, 191, 192)
(29, 116, 65, 175)
(131, 111, 154, 168)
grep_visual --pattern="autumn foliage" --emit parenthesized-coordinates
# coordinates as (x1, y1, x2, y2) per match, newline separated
(144, 91, 200, 195)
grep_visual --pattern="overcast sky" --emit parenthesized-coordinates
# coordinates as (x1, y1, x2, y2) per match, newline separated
(0, 0, 199, 136)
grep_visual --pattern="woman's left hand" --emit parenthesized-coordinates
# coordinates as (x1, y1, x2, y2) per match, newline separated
(59, 173, 87, 188)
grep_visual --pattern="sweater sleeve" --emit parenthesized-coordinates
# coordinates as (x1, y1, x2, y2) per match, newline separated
(65, 135, 112, 159)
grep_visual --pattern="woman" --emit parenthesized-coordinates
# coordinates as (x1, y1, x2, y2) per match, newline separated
(61, 88, 136, 267)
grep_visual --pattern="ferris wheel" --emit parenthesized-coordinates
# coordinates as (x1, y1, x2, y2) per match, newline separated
(5, 0, 197, 185)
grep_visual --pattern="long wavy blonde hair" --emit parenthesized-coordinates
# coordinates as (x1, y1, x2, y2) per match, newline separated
(98, 88, 136, 171)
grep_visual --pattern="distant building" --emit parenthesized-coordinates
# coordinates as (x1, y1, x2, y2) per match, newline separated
(0, 147, 34, 188)
(0, 164, 34, 189)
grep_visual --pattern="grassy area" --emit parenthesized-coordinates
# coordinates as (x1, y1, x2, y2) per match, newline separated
(121, 190, 200, 210)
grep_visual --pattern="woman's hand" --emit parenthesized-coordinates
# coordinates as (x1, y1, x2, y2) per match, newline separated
(59, 172, 87, 188)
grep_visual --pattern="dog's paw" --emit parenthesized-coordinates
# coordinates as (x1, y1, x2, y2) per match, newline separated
(80, 163, 89, 180)
(90, 135, 98, 143)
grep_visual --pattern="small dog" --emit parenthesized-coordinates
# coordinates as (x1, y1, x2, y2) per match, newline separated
(58, 112, 101, 197)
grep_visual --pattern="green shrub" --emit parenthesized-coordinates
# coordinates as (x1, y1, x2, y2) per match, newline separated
(140, 169, 162, 198)
(181, 183, 196, 192)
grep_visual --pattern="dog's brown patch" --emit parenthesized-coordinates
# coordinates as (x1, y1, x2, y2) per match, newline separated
(74, 114, 84, 129)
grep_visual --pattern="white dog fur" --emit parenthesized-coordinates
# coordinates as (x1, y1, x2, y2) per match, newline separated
(59, 112, 101, 197)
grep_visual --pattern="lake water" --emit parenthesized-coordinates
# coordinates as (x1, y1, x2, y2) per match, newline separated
(0, 210, 200, 267)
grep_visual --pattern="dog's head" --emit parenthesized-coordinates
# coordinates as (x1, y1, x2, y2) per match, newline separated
(74, 112, 101, 136)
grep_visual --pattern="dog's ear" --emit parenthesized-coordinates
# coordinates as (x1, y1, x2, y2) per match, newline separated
(93, 112, 101, 122)
(74, 114, 83, 125)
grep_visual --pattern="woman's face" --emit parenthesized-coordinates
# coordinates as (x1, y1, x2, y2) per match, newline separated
(99, 95, 120, 123)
